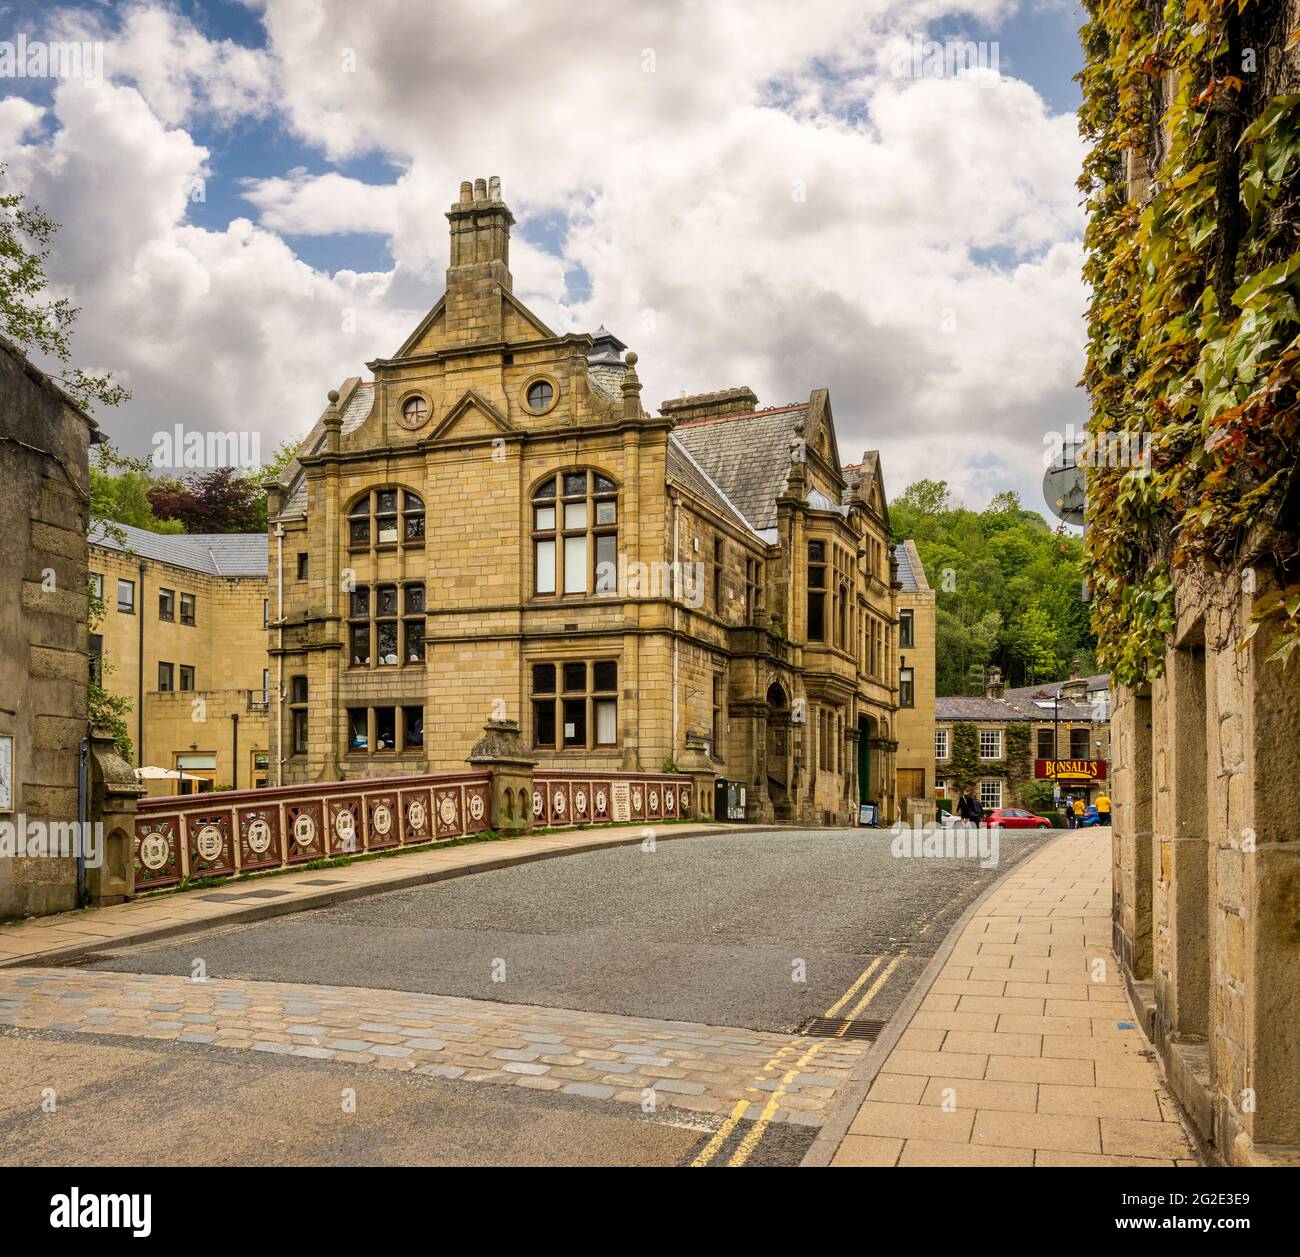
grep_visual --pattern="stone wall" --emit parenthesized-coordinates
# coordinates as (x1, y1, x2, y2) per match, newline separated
(1111, 564, 1300, 1166)
(0, 338, 97, 918)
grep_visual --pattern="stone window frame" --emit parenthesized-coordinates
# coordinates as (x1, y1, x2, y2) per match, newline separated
(347, 485, 426, 552)
(345, 704, 424, 756)
(521, 373, 560, 417)
(117, 578, 135, 614)
(158, 587, 175, 621)
(289, 675, 308, 755)
(347, 580, 426, 669)
(899, 607, 914, 648)
(807, 540, 827, 641)
(529, 658, 619, 751)
(979, 728, 1003, 760)
(979, 777, 1003, 810)
(935, 728, 949, 760)
(395, 387, 433, 432)
(157, 661, 174, 692)
(899, 666, 915, 709)
(179, 592, 196, 626)
(529, 468, 619, 598)
(179, 664, 195, 692)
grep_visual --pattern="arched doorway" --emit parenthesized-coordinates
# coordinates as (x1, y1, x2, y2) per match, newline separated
(766, 682, 789, 814)
(858, 715, 874, 806)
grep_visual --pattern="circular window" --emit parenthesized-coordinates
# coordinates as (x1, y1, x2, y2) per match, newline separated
(399, 395, 429, 430)
(526, 380, 555, 413)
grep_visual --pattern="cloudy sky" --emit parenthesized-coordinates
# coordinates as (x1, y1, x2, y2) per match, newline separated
(1, 0, 1087, 514)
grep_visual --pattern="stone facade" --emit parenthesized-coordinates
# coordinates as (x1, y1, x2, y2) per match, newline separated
(893, 540, 936, 815)
(934, 669, 1111, 812)
(89, 526, 270, 792)
(0, 336, 97, 917)
(265, 177, 924, 826)
(1111, 572, 1300, 1166)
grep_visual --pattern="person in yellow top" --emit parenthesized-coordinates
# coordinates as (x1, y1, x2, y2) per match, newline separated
(1073, 797, 1085, 819)
(1095, 792, 1111, 825)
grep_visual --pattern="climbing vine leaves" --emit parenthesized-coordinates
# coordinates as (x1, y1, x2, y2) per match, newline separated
(1079, 0, 1300, 682)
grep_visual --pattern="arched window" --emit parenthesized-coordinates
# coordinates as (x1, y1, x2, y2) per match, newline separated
(348, 487, 425, 550)
(531, 470, 617, 596)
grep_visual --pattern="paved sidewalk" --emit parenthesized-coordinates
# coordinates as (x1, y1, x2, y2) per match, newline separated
(821, 830, 1199, 1167)
(0, 822, 740, 968)
(0, 967, 868, 1127)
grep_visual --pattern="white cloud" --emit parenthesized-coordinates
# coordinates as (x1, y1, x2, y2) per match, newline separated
(5, 0, 1086, 512)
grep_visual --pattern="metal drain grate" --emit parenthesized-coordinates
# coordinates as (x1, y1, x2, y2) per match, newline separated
(795, 1016, 886, 1042)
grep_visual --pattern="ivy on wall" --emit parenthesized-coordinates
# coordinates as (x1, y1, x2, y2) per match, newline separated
(949, 722, 1034, 803)
(1079, 0, 1300, 683)
(950, 723, 981, 795)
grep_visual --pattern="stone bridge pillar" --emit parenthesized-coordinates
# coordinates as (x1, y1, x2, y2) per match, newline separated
(466, 719, 536, 835)
(86, 725, 142, 906)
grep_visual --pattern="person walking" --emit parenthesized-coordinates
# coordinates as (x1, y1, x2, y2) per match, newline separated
(1095, 791, 1112, 826)
(1062, 795, 1074, 828)
(956, 790, 973, 829)
(1073, 796, 1086, 827)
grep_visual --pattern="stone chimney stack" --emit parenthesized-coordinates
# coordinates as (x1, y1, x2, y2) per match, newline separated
(444, 175, 515, 345)
(1069, 659, 1081, 682)
(985, 666, 1004, 700)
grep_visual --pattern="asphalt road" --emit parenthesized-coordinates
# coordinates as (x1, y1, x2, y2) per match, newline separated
(89, 827, 1047, 1032)
(7, 826, 1054, 1168)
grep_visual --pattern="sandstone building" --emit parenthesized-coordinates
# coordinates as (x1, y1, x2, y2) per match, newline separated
(258, 177, 923, 825)
(934, 668, 1110, 812)
(88, 524, 270, 793)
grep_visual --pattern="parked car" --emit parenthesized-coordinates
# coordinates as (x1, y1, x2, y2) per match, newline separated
(985, 808, 1052, 830)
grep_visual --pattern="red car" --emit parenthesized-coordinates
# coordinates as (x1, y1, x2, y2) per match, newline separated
(986, 808, 1052, 830)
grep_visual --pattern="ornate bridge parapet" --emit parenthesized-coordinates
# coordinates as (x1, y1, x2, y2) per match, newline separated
(531, 770, 695, 828)
(132, 770, 492, 891)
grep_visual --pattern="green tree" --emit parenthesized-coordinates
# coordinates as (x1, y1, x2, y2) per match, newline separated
(892, 479, 1095, 694)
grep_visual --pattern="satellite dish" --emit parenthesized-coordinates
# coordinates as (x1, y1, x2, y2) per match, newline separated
(1043, 440, 1086, 526)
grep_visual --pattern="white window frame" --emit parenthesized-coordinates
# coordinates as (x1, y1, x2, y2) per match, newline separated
(935, 728, 949, 760)
(979, 728, 1002, 760)
(979, 778, 1002, 810)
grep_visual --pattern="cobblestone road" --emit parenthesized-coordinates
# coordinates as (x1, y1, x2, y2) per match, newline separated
(0, 967, 868, 1128)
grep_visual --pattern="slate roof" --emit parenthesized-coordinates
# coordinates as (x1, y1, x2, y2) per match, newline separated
(666, 434, 766, 539)
(935, 696, 1038, 722)
(936, 677, 1109, 724)
(90, 521, 267, 578)
(670, 404, 809, 531)
(894, 543, 920, 591)
(280, 382, 376, 516)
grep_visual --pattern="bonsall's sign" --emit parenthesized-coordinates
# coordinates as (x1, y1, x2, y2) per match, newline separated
(1034, 758, 1107, 782)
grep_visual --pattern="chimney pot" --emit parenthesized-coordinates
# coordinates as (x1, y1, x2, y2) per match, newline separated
(488, 175, 501, 200)
(459, 180, 473, 204)
(474, 177, 487, 202)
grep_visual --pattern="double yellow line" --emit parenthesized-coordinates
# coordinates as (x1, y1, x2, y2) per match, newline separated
(692, 951, 904, 1167)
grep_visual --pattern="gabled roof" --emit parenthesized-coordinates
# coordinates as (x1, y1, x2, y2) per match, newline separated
(670, 403, 809, 530)
(90, 521, 266, 578)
